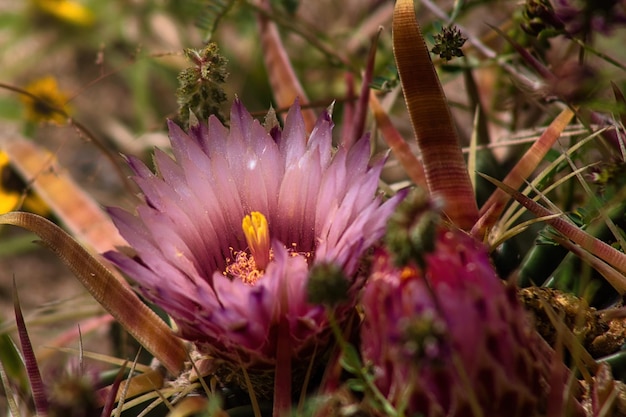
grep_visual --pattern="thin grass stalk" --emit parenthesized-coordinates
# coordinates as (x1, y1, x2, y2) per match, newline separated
(0, 359, 21, 417)
(56, 347, 151, 374)
(489, 213, 562, 251)
(114, 386, 180, 412)
(114, 355, 141, 417)
(497, 130, 602, 232)
(100, 369, 165, 406)
(393, 0, 478, 230)
(481, 175, 626, 288)
(561, 144, 626, 250)
(0, 82, 133, 193)
(0, 212, 187, 375)
(463, 65, 502, 206)
(474, 108, 575, 238)
(611, 82, 626, 127)
(239, 356, 262, 417)
(500, 163, 597, 236)
(468, 108, 480, 193)
(36, 314, 115, 363)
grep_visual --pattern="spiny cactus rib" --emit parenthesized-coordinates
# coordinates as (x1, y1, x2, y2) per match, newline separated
(393, 0, 479, 230)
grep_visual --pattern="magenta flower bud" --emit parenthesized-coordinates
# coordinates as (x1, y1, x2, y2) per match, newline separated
(361, 227, 584, 416)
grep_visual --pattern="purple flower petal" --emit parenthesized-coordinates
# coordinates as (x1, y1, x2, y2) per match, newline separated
(107, 99, 405, 373)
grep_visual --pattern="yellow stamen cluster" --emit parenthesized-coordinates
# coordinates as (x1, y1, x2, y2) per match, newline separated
(242, 211, 271, 271)
(223, 212, 314, 285)
(224, 250, 267, 285)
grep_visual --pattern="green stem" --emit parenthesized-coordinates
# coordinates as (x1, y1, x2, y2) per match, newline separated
(273, 316, 292, 417)
(327, 309, 398, 417)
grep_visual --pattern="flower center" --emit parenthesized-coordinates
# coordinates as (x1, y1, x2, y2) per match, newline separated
(223, 211, 272, 285)
(222, 211, 316, 285)
(242, 211, 271, 270)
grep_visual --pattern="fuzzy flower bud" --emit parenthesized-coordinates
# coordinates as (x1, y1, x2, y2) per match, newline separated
(307, 262, 350, 307)
(384, 188, 441, 268)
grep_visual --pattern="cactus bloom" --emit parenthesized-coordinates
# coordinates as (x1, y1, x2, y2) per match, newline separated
(105, 100, 404, 391)
(361, 227, 583, 416)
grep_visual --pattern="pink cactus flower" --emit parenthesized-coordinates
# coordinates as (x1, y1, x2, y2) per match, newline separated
(105, 100, 404, 391)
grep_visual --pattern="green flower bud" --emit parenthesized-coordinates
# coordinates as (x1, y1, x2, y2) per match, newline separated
(307, 262, 350, 306)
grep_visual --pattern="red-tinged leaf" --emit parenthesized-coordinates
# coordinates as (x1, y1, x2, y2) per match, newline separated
(343, 30, 380, 148)
(480, 175, 626, 292)
(473, 107, 575, 239)
(256, 0, 316, 133)
(13, 282, 49, 416)
(98, 361, 127, 415)
(393, 0, 478, 230)
(549, 233, 626, 296)
(369, 91, 427, 189)
(0, 212, 187, 375)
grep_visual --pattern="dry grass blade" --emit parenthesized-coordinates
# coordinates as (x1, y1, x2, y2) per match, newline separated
(369, 91, 427, 189)
(256, 0, 316, 132)
(496, 130, 601, 234)
(0, 359, 21, 417)
(1, 135, 127, 254)
(480, 175, 626, 290)
(53, 347, 152, 374)
(473, 107, 575, 238)
(611, 81, 626, 127)
(392, 0, 478, 230)
(0, 212, 187, 375)
(98, 368, 164, 408)
(344, 30, 380, 149)
(489, 213, 562, 251)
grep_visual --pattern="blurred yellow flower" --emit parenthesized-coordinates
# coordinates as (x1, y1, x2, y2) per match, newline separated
(20, 76, 71, 125)
(0, 152, 49, 216)
(0, 152, 20, 214)
(32, 0, 95, 27)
